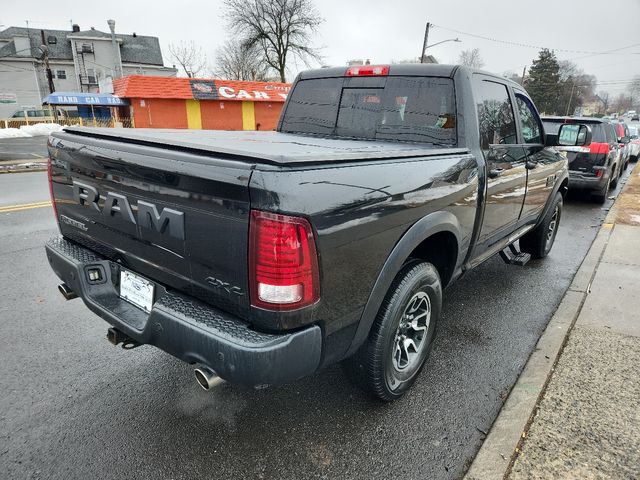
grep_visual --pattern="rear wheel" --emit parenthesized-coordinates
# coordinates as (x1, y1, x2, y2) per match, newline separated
(342, 260, 441, 401)
(611, 164, 619, 189)
(519, 192, 563, 259)
(592, 174, 611, 204)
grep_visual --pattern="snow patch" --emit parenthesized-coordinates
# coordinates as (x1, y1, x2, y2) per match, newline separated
(0, 123, 63, 139)
(20, 123, 63, 136)
(0, 128, 31, 139)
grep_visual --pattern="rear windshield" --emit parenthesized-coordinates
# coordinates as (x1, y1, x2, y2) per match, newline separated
(280, 76, 457, 146)
(542, 120, 605, 143)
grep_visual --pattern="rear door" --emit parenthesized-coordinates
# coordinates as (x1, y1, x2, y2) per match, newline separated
(472, 75, 528, 248)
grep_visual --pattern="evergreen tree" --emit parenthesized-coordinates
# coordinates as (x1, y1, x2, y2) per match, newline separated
(525, 49, 560, 115)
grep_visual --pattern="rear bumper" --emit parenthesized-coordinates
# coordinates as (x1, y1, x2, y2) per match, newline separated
(45, 236, 322, 387)
(568, 170, 608, 192)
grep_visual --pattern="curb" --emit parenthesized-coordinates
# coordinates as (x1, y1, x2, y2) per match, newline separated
(0, 168, 47, 174)
(0, 160, 47, 174)
(464, 164, 639, 479)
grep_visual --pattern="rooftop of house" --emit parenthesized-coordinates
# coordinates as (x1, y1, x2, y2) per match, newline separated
(0, 26, 165, 66)
(113, 75, 291, 101)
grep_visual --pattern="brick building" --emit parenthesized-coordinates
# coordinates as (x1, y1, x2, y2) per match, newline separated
(113, 76, 291, 131)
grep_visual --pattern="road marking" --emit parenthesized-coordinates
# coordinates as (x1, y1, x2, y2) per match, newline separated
(30, 153, 45, 158)
(0, 200, 51, 213)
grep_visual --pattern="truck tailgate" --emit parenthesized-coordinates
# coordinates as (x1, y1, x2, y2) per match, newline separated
(48, 130, 254, 319)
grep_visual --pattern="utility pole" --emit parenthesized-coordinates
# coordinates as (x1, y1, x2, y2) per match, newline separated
(40, 30, 55, 94)
(565, 80, 577, 116)
(107, 19, 122, 78)
(420, 22, 431, 63)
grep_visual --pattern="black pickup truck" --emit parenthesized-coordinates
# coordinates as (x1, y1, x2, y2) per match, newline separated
(46, 64, 585, 401)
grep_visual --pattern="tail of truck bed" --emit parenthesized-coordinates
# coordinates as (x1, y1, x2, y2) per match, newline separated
(49, 129, 255, 320)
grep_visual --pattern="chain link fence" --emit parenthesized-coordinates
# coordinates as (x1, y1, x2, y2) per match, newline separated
(0, 117, 134, 129)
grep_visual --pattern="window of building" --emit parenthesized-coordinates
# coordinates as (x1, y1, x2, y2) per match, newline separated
(56, 70, 66, 79)
(86, 68, 97, 84)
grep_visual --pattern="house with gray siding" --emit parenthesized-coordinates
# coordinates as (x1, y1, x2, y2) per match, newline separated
(0, 22, 177, 118)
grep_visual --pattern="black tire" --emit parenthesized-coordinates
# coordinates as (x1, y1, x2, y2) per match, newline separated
(342, 260, 442, 401)
(611, 164, 619, 189)
(519, 192, 563, 259)
(592, 174, 611, 204)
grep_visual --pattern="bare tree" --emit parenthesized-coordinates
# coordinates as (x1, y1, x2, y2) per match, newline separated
(628, 74, 640, 107)
(168, 41, 207, 78)
(458, 48, 484, 69)
(224, 0, 323, 83)
(596, 91, 610, 115)
(612, 93, 633, 114)
(212, 40, 271, 81)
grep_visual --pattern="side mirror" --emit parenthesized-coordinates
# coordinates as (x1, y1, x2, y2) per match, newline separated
(558, 123, 592, 147)
(619, 136, 630, 144)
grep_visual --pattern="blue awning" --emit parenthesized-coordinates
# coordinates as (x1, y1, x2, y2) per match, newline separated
(43, 92, 129, 106)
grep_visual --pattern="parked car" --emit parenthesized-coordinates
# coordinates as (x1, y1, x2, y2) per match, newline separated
(631, 114, 639, 122)
(628, 126, 640, 162)
(45, 64, 579, 401)
(542, 116, 622, 203)
(10, 108, 73, 120)
(612, 119, 631, 169)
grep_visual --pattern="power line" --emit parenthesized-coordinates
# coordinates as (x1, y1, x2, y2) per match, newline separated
(432, 23, 640, 56)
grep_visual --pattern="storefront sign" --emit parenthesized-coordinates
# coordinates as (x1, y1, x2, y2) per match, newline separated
(189, 79, 290, 102)
(0, 93, 17, 104)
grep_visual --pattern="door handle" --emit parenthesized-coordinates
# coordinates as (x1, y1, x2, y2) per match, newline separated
(526, 160, 538, 170)
(488, 168, 504, 178)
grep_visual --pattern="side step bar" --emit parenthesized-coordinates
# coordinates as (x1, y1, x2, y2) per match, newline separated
(500, 243, 531, 266)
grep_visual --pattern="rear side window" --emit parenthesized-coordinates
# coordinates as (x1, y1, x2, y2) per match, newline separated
(605, 124, 617, 144)
(280, 76, 457, 145)
(473, 78, 517, 150)
(588, 124, 605, 143)
(280, 78, 343, 135)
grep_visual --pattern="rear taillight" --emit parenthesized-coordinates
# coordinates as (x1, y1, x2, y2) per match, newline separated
(47, 157, 59, 222)
(346, 65, 389, 76)
(249, 210, 320, 311)
(589, 142, 610, 155)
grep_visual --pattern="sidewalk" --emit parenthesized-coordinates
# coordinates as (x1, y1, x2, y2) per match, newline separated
(468, 163, 640, 479)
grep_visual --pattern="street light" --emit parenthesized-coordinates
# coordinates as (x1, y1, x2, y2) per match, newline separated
(420, 22, 461, 63)
(426, 38, 461, 50)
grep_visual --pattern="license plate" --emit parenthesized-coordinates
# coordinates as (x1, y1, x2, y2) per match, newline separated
(119, 269, 155, 313)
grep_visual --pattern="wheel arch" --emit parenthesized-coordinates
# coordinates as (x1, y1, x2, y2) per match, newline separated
(344, 211, 463, 357)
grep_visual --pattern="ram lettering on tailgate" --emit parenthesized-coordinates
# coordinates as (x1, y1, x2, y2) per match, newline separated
(72, 180, 185, 241)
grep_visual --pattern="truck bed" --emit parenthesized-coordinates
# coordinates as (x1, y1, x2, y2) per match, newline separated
(63, 127, 469, 165)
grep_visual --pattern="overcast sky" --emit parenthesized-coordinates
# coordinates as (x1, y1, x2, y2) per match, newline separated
(3, 0, 639, 95)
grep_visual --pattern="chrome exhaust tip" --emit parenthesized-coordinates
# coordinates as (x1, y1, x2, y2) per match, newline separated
(194, 367, 225, 391)
(58, 283, 78, 300)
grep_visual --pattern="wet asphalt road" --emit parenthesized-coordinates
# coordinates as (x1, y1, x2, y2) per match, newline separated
(0, 167, 631, 480)
(0, 136, 48, 161)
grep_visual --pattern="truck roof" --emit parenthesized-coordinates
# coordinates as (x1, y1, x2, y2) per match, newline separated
(298, 64, 521, 89)
(541, 116, 610, 124)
